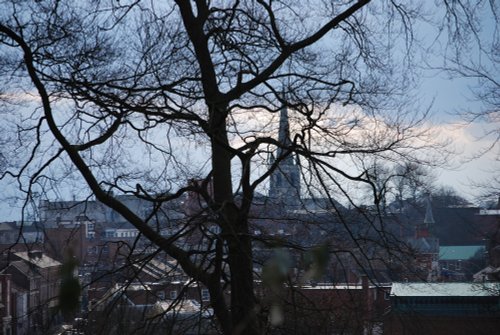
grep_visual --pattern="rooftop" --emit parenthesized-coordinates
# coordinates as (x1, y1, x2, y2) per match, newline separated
(151, 299, 213, 318)
(14, 251, 62, 268)
(439, 245, 485, 261)
(391, 282, 500, 297)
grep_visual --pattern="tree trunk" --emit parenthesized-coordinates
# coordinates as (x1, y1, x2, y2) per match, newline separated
(210, 104, 260, 335)
(227, 215, 259, 335)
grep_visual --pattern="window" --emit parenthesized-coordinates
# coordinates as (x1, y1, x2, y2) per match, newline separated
(201, 289, 210, 302)
(384, 291, 390, 300)
(102, 245, 109, 254)
(170, 290, 177, 299)
(209, 225, 221, 235)
(157, 291, 165, 300)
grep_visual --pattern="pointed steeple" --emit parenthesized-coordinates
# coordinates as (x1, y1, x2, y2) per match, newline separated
(278, 104, 291, 144)
(269, 101, 301, 208)
(416, 193, 434, 238)
(277, 104, 292, 158)
(424, 193, 435, 225)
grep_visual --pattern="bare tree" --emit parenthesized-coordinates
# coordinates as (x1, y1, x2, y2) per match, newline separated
(0, 1, 481, 334)
(431, 0, 499, 201)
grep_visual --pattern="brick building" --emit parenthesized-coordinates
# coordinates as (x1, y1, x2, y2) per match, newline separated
(384, 282, 500, 335)
(0, 251, 62, 335)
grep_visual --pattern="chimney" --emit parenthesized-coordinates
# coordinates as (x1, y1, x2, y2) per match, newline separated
(28, 250, 43, 260)
(360, 275, 373, 330)
(0, 274, 11, 317)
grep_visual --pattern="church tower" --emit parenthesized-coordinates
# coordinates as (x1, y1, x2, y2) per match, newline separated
(416, 193, 435, 238)
(411, 193, 440, 281)
(269, 103, 301, 208)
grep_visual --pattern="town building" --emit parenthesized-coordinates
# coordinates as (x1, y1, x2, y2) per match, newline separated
(405, 195, 440, 281)
(88, 280, 215, 335)
(0, 251, 63, 334)
(0, 100, 498, 333)
(384, 282, 500, 335)
(439, 245, 486, 281)
(280, 277, 391, 335)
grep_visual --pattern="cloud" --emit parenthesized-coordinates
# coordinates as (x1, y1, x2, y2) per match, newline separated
(428, 121, 498, 200)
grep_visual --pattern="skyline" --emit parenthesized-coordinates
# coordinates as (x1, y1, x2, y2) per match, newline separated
(0, 67, 498, 221)
(0, 116, 497, 223)
(0, 0, 498, 219)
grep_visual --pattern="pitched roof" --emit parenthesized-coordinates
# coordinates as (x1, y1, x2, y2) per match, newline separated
(8, 260, 34, 277)
(408, 236, 439, 253)
(14, 252, 61, 268)
(151, 299, 213, 319)
(95, 283, 159, 309)
(132, 258, 183, 281)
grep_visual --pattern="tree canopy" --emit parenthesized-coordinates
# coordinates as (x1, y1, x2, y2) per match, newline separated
(0, 1, 495, 334)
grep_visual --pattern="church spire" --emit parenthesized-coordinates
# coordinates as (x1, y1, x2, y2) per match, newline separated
(278, 104, 291, 147)
(416, 193, 434, 238)
(276, 102, 295, 166)
(424, 193, 435, 225)
(269, 101, 301, 208)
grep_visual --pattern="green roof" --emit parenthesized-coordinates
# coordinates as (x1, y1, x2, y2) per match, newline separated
(439, 245, 485, 261)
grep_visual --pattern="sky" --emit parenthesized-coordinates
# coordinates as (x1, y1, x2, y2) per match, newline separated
(411, 68, 497, 201)
(0, 77, 496, 222)
(0, 1, 498, 221)
(405, 1, 499, 203)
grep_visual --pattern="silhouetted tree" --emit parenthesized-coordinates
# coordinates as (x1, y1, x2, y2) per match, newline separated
(0, 1, 492, 334)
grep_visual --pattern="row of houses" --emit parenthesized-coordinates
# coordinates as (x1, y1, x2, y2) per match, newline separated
(0, 250, 497, 335)
(1, 150, 499, 334)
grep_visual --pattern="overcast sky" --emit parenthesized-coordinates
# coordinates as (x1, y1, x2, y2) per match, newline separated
(0, 1, 498, 221)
